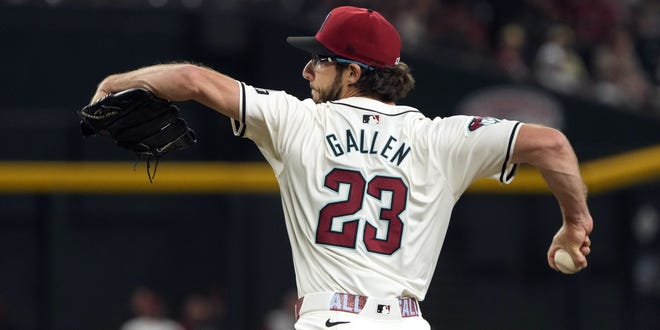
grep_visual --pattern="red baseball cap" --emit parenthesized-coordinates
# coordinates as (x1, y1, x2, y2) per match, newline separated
(287, 6, 401, 68)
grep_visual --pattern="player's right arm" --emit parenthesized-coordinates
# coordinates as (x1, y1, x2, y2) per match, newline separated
(93, 63, 241, 120)
(510, 124, 593, 272)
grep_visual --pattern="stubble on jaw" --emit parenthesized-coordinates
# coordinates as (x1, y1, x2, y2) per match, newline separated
(311, 68, 345, 103)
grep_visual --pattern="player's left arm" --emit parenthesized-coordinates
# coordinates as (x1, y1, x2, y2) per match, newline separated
(92, 63, 241, 120)
(510, 124, 593, 272)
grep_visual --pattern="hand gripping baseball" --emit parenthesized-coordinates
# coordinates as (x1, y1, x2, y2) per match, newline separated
(548, 220, 593, 274)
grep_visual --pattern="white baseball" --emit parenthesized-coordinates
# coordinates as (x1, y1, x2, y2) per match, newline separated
(554, 249, 581, 274)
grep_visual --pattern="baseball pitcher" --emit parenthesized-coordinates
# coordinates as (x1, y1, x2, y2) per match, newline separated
(83, 6, 593, 330)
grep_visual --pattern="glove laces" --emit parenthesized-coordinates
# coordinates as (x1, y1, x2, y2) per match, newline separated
(133, 156, 160, 183)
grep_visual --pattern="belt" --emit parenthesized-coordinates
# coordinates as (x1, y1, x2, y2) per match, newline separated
(294, 292, 421, 320)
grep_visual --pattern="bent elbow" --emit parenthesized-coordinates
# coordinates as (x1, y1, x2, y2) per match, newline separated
(543, 128, 570, 155)
(513, 125, 574, 167)
(532, 128, 575, 169)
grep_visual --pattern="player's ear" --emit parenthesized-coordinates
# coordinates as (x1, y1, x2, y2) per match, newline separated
(346, 63, 363, 83)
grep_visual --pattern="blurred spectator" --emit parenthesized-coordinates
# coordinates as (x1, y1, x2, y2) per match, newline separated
(634, 0, 660, 85)
(512, 0, 570, 51)
(568, 0, 623, 52)
(427, 0, 491, 55)
(394, 0, 437, 51)
(533, 24, 589, 95)
(494, 23, 530, 81)
(632, 0, 660, 112)
(120, 287, 183, 330)
(591, 26, 653, 110)
(180, 291, 226, 330)
(1, 0, 658, 113)
(262, 289, 298, 330)
(525, 0, 567, 21)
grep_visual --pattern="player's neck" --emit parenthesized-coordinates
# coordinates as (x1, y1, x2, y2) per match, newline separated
(340, 88, 394, 105)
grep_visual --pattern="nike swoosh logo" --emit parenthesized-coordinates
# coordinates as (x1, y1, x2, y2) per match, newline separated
(325, 318, 351, 327)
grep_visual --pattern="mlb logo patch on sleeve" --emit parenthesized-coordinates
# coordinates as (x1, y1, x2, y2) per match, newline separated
(363, 114, 380, 124)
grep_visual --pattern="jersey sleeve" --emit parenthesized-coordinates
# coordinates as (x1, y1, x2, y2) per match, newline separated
(429, 115, 522, 196)
(230, 82, 316, 175)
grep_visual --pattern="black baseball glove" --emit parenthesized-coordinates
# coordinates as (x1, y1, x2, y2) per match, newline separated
(79, 88, 197, 158)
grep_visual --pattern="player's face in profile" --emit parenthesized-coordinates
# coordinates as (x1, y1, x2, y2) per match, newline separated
(303, 60, 344, 103)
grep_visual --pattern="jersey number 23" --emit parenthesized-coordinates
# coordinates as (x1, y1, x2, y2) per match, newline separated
(316, 168, 408, 255)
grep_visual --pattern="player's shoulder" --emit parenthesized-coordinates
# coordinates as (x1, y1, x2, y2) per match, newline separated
(241, 82, 306, 102)
(241, 82, 318, 112)
(408, 115, 500, 142)
(411, 114, 471, 130)
(420, 115, 515, 131)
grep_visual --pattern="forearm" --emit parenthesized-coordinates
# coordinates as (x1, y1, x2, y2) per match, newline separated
(93, 63, 195, 102)
(512, 125, 593, 271)
(536, 149, 590, 224)
(92, 63, 240, 119)
(512, 125, 590, 224)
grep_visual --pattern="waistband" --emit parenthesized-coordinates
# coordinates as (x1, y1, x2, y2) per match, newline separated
(294, 292, 421, 320)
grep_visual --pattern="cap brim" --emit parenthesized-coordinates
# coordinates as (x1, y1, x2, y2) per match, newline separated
(287, 36, 336, 57)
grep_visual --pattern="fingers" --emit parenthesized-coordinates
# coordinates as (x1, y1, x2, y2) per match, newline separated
(581, 236, 591, 255)
(573, 245, 592, 269)
(573, 250, 588, 269)
(571, 236, 590, 268)
(547, 249, 558, 271)
(577, 235, 591, 269)
(547, 236, 592, 272)
(91, 91, 110, 105)
(548, 224, 593, 273)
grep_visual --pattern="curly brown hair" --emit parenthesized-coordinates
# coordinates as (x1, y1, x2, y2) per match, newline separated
(337, 62, 416, 103)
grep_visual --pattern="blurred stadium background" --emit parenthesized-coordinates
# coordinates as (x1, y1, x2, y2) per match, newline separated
(0, 0, 659, 329)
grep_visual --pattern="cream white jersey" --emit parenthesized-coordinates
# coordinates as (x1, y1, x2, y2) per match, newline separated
(231, 82, 522, 301)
